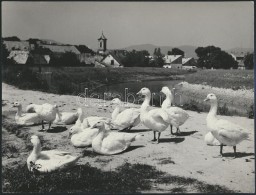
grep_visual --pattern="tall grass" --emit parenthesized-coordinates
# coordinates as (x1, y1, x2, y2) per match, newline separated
(184, 69, 254, 90)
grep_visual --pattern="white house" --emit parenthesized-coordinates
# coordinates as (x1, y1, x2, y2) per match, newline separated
(163, 55, 183, 69)
(101, 53, 123, 68)
(230, 53, 245, 70)
(7, 50, 29, 64)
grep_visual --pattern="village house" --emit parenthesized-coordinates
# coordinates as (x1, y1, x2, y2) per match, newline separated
(7, 50, 29, 64)
(230, 53, 246, 70)
(163, 55, 183, 69)
(41, 44, 81, 58)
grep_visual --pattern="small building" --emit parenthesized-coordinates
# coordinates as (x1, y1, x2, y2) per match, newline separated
(230, 53, 245, 70)
(182, 57, 196, 66)
(97, 32, 107, 55)
(100, 53, 123, 68)
(7, 50, 29, 64)
(163, 55, 183, 69)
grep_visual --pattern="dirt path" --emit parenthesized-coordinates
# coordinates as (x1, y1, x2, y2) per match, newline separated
(2, 83, 255, 193)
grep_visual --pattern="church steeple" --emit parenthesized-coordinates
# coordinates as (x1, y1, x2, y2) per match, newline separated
(98, 31, 107, 54)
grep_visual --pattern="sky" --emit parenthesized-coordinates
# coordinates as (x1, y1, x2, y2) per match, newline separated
(2, 1, 254, 50)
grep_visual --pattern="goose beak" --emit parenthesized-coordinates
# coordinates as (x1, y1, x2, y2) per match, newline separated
(136, 91, 142, 95)
(204, 98, 209, 102)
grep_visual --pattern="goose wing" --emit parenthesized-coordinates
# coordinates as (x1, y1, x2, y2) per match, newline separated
(149, 108, 169, 123)
(215, 119, 245, 132)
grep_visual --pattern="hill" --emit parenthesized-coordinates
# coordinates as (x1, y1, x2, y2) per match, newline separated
(227, 47, 254, 55)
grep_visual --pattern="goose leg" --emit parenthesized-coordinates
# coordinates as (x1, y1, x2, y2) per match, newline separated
(233, 146, 237, 158)
(220, 144, 223, 156)
(42, 120, 45, 131)
(157, 132, 161, 144)
(176, 127, 181, 135)
(170, 125, 174, 135)
(47, 122, 52, 132)
(151, 131, 157, 142)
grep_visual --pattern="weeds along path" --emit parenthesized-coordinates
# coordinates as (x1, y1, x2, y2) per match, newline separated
(2, 82, 255, 193)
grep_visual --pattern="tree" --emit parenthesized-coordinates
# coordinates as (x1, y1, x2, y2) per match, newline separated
(121, 50, 150, 67)
(195, 46, 237, 69)
(2, 36, 20, 41)
(244, 53, 254, 69)
(167, 48, 185, 57)
(152, 48, 164, 67)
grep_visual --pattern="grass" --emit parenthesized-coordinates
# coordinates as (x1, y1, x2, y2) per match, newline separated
(2, 162, 235, 193)
(184, 69, 254, 90)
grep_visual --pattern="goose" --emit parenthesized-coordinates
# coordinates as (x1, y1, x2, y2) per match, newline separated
(204, 132, 220, 146)
(27, 135, 80, 173)
(32, 103, 61, 131)
(110, 98, 140, 131)
(204, 93, 250, 158)
(53, 109, 79, 125)
(26, 103, 39, 113)
(137, 87, 169, 144)
(91, 121, 143, 155)
(12, 102, 42, 125)
(69, 119, 100, 147)
(160, 86, 189, 135)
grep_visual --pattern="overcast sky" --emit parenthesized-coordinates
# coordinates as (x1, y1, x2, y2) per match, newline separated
(2, 1, 254, 50)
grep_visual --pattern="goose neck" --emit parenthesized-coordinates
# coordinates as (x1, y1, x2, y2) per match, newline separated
(207, 101, 218, 119)
(141, 94, 151, 110)
(32, 142, 41, 157)
(16, 106, 22, 116)
(112, 105, 121, 120)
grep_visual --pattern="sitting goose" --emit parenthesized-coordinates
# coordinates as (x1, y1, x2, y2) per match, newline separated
(27, 135, 80, 173)
(53, 109, 79, 125)
(137, 87, 169, 144)
(204, 132, 220, 146)
(91, 121, 143, 155)
(69, 119, 100, 147)
(13, 102, 42, 125)
(204, 93, 250, 158)
(32, 103, 61, 131)
(110, 98, 140, 131)
(160, 86, 189, 135)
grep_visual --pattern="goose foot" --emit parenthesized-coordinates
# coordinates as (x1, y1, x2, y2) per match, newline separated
(212, 154, 223, 158)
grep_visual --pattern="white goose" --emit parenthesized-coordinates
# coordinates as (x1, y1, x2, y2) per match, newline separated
(204, 93, 250, 157)
(91, 121, 143, 155)
(27, 135, 80, 173)
(13, 102, 42, 125)
(53, 109, 79, 125)
(160, 86, 189, 135)
(110, 98, 140, 131)
(69, 119, 100, 147)
(32, 103, 61, 131)
(26, 103, 39, 113)
(204, 132, 220, 146)
(137, 87, 169, 144)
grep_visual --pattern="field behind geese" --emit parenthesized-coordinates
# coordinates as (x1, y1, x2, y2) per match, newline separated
(2, 83, 255, 193)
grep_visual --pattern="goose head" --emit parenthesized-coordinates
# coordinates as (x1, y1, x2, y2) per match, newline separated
(91, 121, 105, 130)
(111, 98, 122, 105)
(137, 87, 151, 97)
(13, 102, 22, 108)
(68, 126, 81, 138)
(160, 86, 171, 95)
(30, 135, 41, 146)
(204, 93, 217, 103)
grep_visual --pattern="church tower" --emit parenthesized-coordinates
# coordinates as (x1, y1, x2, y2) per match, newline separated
(97, 31, 107, 54)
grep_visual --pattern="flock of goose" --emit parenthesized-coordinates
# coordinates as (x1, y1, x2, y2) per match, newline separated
(12, 86, 250, 173)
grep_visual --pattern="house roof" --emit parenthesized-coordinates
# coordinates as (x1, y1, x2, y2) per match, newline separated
(98, 32, 107, 40)
(7, 50, 29, 64)
(41, 45, 80, 54)
(3, 41, 30, 51)
(163, 55, 182, 64)
(182, 57, 192, 64)
(101, 52, 123, 66)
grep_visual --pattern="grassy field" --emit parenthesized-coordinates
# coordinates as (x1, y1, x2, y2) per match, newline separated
(184, 69, 254, 90)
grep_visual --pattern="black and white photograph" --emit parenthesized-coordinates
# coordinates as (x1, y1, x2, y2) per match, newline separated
(1, 1, 254, 193)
